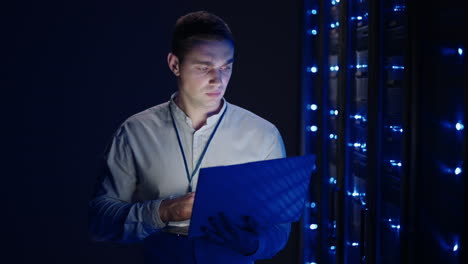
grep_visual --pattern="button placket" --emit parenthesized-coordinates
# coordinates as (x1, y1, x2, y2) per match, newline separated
(193, 131, 208, 173)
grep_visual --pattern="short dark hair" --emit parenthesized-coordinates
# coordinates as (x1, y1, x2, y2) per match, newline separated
(171, 11, 235, 62)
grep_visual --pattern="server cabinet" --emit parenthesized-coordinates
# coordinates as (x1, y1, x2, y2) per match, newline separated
(301, 0, 343, 263)
(405, 1, 465, 263)
(300, 0, 465, 263)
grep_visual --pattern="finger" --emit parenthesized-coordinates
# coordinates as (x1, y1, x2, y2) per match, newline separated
(202, 225, 225, 245)
(185, 196, 195, 206)
(201, 225, 217, 236)
(183, 206, 193, 218)
(180, 194, 195, 206)
(218, 212, 236, 234)
(173, 194, 190, 205)
(179, 199, 194, 218)
(184, 192, 195, 200)
(209, 215, 233, 240)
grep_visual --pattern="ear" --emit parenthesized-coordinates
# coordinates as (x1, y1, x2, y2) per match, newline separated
(167, 52, 180, 76)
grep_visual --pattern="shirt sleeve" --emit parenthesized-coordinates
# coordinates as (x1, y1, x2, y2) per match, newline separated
(264, 126, 287, 161)
(88, 124, 167, 244)
(248, 126, 291, 259)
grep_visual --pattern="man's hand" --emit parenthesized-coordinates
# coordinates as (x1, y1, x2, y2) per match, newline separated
(159, 192, 195, 222)
(202, 212, 260, 256)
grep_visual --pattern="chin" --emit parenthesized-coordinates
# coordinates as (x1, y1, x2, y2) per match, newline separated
(204, 99, 223, 108)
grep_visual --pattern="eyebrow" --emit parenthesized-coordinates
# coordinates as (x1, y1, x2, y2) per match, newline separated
(192, 58, 234, 66)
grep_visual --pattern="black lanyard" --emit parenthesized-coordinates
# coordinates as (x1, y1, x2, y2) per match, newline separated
(169, 102, 227, 192)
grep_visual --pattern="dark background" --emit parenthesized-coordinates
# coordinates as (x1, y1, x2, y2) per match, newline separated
(7, 0, 302, 263)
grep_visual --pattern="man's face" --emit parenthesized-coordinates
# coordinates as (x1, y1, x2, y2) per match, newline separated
(173, 40, 234, 111)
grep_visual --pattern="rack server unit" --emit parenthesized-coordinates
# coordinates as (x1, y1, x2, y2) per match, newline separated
(300, 0, 465, 263)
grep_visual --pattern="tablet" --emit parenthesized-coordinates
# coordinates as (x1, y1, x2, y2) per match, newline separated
(188, 155, 316, 238)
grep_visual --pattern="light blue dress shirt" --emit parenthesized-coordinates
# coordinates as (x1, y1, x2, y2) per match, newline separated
(88, 94, 291, 263)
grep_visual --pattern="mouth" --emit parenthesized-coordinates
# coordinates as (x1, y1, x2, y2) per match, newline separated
(206, 91, 222, 97)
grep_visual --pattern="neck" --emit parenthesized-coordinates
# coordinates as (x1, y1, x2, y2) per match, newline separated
(174, 96, 223, 130)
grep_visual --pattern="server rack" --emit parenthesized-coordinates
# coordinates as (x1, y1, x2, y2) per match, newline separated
(405, 1, 465, 263)
(300, 0, 465, 263)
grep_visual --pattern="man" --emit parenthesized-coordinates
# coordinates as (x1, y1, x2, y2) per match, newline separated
(88, 10, 291, 263)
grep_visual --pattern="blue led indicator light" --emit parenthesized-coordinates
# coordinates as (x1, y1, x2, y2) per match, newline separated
(454, 167, 462, 175)
(393, 5, 405, 12)
(392, 65, 405, 70)
(458, 48, 463, 56)
(453, 244, 459, 252)
(389, 125, 404, 133)
(308, 125, 318, 132)
(309, 224, 318, 230)
(307, 66, 318, 73)
(307, 29, 318, 35)
(347, 191, 365, 197)
(330, 22, 339, 28)
(455, 122, 464, 131)
(390, 160, 403, 167)
(307, 104, 318, 110)
(310, 202, 316, 208)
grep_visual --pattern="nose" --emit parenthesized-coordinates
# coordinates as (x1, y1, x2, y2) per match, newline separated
(208, 69, 223, 86)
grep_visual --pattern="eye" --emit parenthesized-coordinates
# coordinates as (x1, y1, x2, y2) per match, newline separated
(197, 66, 210, 72)
(221, 65, 232, 71)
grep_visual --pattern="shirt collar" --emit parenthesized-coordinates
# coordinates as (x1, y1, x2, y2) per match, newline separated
(169, 92, 227, 130)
